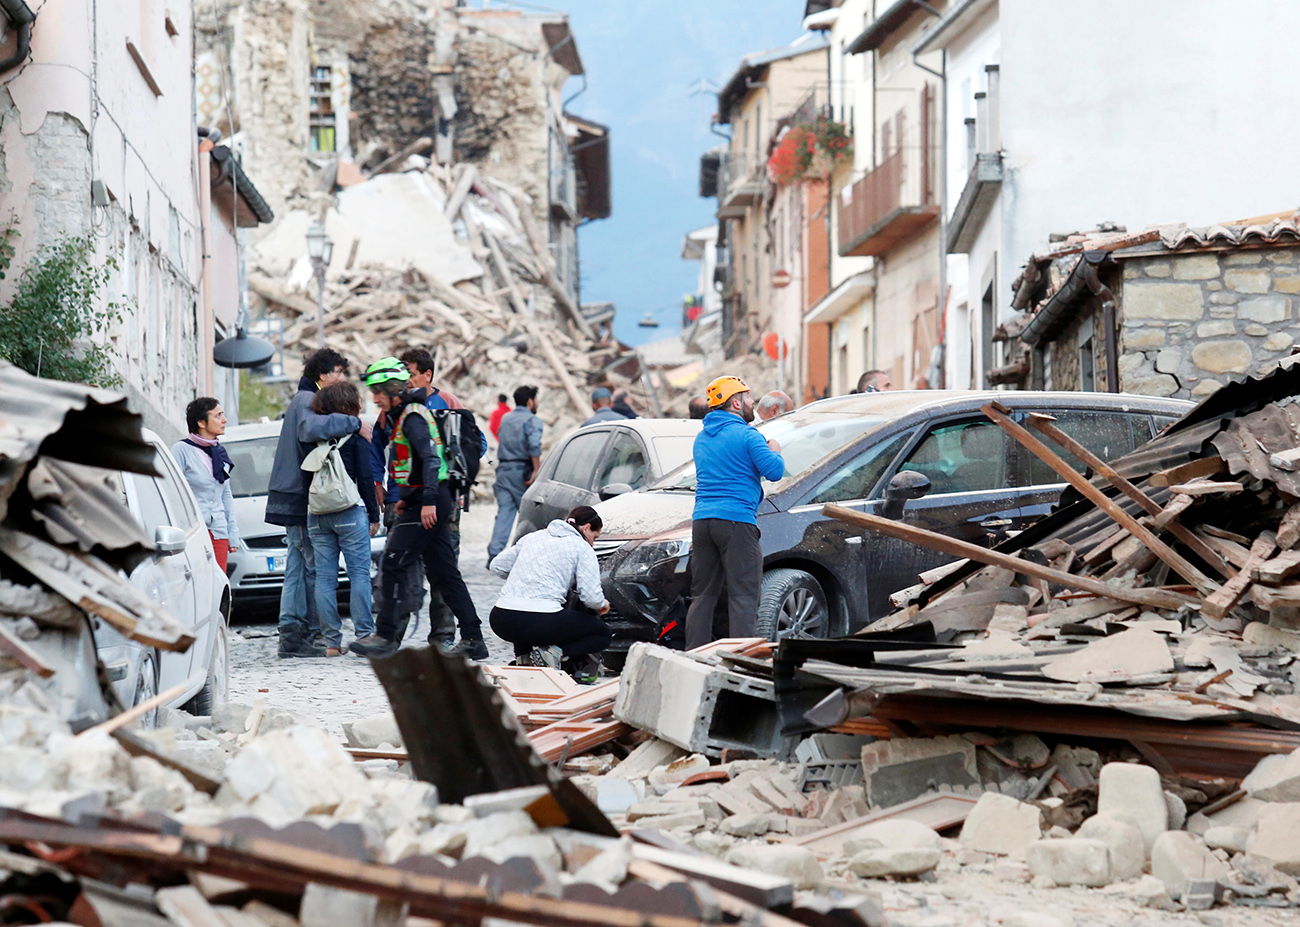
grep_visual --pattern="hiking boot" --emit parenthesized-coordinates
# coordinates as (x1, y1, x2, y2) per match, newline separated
(530, 645, 564, 670)
(278, 641, 327, 659)
(434, 638, 458, 654)
(348, 635, 399, 658)
(445, 637, 489, 661)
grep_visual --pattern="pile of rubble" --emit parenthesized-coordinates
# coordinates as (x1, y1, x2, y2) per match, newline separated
(248, 160, 651, 436)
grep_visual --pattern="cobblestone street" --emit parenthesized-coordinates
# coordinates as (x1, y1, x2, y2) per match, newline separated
(227, 504, 516, 738)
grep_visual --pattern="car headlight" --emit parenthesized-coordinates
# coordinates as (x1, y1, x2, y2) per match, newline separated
(614, 535, 692, 581)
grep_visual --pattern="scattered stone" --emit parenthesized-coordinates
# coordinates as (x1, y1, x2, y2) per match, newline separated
(210, 702, 253, 736)
(1098, 762, 1168, 852)
(1164, 790, 1188, 830)
(1202, 826, 1249, 854)
(627, 800, 701, 822)
(725, 844, 824, 889)
(719, 812, 774, 837)
(1026, 838, 1112, 887)
(609, 738, 687, 779)
(647, 754, 711, 795)
(842, 819, 942, 855)
(849, 847, 942, 878)
(1246, 802, 1300, 874)
(1243, 622, 1300, 653)
(1151, 832, 1229, 893)
(1241, 747, 1300, 801)
(633, 810, 707, 833)
(342, 712, 402, 749)
(1077, 813, 1144, 881)
(1043, 627, 1174, 684)
(1130, 873, 1180, 910)
(959, 793, 1042, 856)
(299, 883, 405, 927)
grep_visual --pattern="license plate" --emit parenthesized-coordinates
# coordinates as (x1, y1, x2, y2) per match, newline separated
(267, 555, 287, 572)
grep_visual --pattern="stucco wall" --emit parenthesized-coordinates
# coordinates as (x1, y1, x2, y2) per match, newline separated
(1118, 246, 1300, 399)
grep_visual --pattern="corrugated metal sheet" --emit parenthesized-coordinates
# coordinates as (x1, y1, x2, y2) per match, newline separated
(0, 362, 158, 522)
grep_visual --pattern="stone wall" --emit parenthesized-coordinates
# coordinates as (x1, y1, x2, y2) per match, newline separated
(1117, 246, 1300, 398)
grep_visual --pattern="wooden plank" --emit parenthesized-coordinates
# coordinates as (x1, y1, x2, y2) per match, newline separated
(1082, 526, 1129, 566)
(1196, 532, 1252, 569)
(1149, 457, 1226, 487)
(629, 842, 794, 909)
(240, 901, 300, 927)
(1152, 493, 1194, 529)
(344, 746, 408, 761)
(821, 504, 1196, 610)
(1279, 504, 1300, 550)
(113, 728, 222, 794)
(1268, 447, 1300, 471)
(1255, 549, 1300, 585)
(627, 859, 808, 927)
(1250, 582, 1300, 609)
(1026, 413, 1231, 578)
(155, 886, 229, 927)
(1167, 480, 1245, 496)
(443, 163, 478, 220)
(783, 793, 979, 859)
(81, 685, 187, 737)
(983, 402, 1219, 596)
(1202, 532, 1277, 620)
(0, 621, 56, 677)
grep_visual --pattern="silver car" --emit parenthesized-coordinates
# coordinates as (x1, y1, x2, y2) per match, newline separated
(96, 429, 231, 717)
(224, 421, 384, 617)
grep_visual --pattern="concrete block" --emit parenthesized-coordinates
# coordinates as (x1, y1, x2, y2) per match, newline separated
(1043, 627, 1173, 683)
(1150, 831, 1228, 893)
(725, 844, 823, 889)
(481, 833, 563, 870)
(1241, 747, 1300, 801)
(1202, 826, 1249, 854)
(609, 738, 688, 778)
(1098, 762, 1168, 852)
(842, 819, 942, 855)
(210, 702, 252, 736)
(632, 810, 708, 832)
(461, 810, 537, 858)
(464, 785, 547, 817)
(300, 883, 405, 927)
(342, 712, 403, 749)
(1026, 838, 1112, 887)
(1164, 790, 1187, 830)
(819, 786, 869, 823)
(1246, 801, 1300, 874)
(614, 644, 798, 759)
(959, 793, 1042, 856)
(1077, 813, 1144, 881)
(848, 847, 941, 878)
(628, 800, 703, 822)
(573, 839, 632, 886)
(647, 754, 711, 795)
(720, 812, 776, 837)
(1130, 874, 1179, 910)
(862, 735, 979, 808)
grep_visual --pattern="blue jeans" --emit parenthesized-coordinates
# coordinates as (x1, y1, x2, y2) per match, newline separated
(277, 523, 318, 652)
(308, 505, 374, 647)
(488, 465, 527, 560)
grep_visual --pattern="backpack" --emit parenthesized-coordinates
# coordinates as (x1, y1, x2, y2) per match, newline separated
(431, 408, 483, 494)
(302, 434, 362, 515)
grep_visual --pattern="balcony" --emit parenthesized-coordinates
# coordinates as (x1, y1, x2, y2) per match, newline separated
(837, 148, 939, 257)
(718, 154, 766, 219)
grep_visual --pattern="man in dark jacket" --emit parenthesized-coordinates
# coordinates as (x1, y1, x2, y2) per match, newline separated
(351, 386, 484, 659)
(266, 349, 369, 658)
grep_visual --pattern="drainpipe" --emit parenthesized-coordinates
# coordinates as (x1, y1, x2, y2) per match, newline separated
(1081, 259, 1120, 392)
(0, 0, 34, 76)
(197, 129, 217, 395)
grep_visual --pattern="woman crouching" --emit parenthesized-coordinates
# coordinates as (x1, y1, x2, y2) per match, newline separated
(488, 506, 612, 682)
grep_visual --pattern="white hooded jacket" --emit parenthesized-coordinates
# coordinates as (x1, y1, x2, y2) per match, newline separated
(489, 519, 607, 613)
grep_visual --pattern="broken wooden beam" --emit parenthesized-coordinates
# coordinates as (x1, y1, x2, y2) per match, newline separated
(1254, 549, 1300, 585)
(1153, 493, 1194, 530)
(1149, 457, 1226, 487)
(820, 504, 1196, 610)
(1202, 532, 1277, 620)
(984, 402, 1219, 596)
(1279, 504, 1300, 550)
(0, 621, 56, 677)
(1026, 413, 1231, 578)
(1166, 480, 1245, 496)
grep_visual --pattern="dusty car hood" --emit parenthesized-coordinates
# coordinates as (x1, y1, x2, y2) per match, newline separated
(594, 489, 693, 542)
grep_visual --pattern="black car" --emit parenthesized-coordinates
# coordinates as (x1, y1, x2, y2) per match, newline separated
(595, 390, 1192, 657)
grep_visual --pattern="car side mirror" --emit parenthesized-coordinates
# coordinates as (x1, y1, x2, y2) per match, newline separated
(880, 470, 932, 520)
(154, 525, 187, 555)
(598, 482, 634, 501)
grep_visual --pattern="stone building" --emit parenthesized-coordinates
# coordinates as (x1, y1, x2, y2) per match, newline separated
(1009, 215, 1300, 400)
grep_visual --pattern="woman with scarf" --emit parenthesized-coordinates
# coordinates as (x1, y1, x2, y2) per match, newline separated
(173, 397, 241, 571)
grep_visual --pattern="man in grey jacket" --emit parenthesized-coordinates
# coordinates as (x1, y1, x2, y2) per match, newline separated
(265, 349, 371, 658)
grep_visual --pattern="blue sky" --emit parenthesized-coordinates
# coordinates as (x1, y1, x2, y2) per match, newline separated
(534, 1, 805, 346)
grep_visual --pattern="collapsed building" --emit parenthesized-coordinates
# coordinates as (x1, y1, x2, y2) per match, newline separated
(194, 0, 627, 438)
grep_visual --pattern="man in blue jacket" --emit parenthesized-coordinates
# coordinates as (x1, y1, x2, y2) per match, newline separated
(684, 375, 784, 649)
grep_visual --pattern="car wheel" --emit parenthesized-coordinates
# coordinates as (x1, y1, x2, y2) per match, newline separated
(755, 569, 830, 640)
(133, 651, 160, 728)
(184, 622, 229, 717)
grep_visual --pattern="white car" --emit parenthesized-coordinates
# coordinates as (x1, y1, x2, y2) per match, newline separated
(95, 429, 230, 718)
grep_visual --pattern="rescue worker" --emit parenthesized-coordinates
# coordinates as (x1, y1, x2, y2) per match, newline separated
(487, 385, 542, 562)
(350, 383, 485, 659)
(581, 387, 624, 427)
(683, 375, 784, 649)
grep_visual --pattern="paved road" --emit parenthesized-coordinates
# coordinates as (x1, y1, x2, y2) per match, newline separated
(227, 505, 516, 738)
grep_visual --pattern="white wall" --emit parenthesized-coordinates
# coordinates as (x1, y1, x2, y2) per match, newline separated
(999, 0, 1300, 314)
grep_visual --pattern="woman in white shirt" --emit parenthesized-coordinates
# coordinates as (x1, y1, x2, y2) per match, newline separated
(488, 506, 612, 680)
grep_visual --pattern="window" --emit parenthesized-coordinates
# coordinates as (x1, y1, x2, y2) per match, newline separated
(552, 431, 609, 489)
(155, 449, 199, 528)
(1021, 411, 1148, 487)
(130, 472, 173, 532)
(898, 420, 1010, 495)
(309, 65, 336, 153)
(811, 429, 915, 504)
(596, 433, 648, 489)
(227, 436, 280, 498)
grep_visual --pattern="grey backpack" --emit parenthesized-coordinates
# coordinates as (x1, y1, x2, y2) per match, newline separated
(302, 434, 361, 515)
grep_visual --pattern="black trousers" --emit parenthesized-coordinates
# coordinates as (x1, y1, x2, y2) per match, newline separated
(489, 605, 612, 659)
(683, 518, 761, 650)
(377, 487, 481, 642)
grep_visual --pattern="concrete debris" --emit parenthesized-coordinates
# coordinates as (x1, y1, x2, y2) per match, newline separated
(959, 793, 1043, 856)
(1150, 831, 1230, 894)
(1247, 802, 1300, 874)
(1026, 837, 1112, 887)
(1098, 761, 1169, 853)
(1241, 746, 1300, 801)
(1077, 812, 1145, 881)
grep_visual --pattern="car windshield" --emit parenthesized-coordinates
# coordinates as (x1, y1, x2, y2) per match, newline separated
(226, 436, 280, 498)
(653, 416, 887, 492)
(651, 435, 697, 471)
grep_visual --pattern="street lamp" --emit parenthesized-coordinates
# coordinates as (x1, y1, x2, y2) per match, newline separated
(306, 222, 333, 350)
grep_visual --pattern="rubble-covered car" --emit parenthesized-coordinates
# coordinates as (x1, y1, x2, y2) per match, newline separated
(509, 417, 701, 542)
(96, 429, 231, 717)
(223, 421, 384, 616)
(596, 390, 1192, 657)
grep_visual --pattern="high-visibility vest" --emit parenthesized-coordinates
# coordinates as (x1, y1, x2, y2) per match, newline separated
(390, 403, 448, 486)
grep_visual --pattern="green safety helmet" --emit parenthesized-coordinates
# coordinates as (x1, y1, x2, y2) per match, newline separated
(363, 356, 410, 388)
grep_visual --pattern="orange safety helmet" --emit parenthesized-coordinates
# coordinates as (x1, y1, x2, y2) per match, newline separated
(706, 375, 750, 408)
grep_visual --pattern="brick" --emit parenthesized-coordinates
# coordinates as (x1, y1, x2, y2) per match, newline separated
(1124, 282, 1205, 320)
(1196, 320, 1236, 337)
(1172, 254, 1221, 279)
(1225, 268, 1272, 292)
(1239, 295, 1289, 322)
(1191, 339, 1252, 374)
